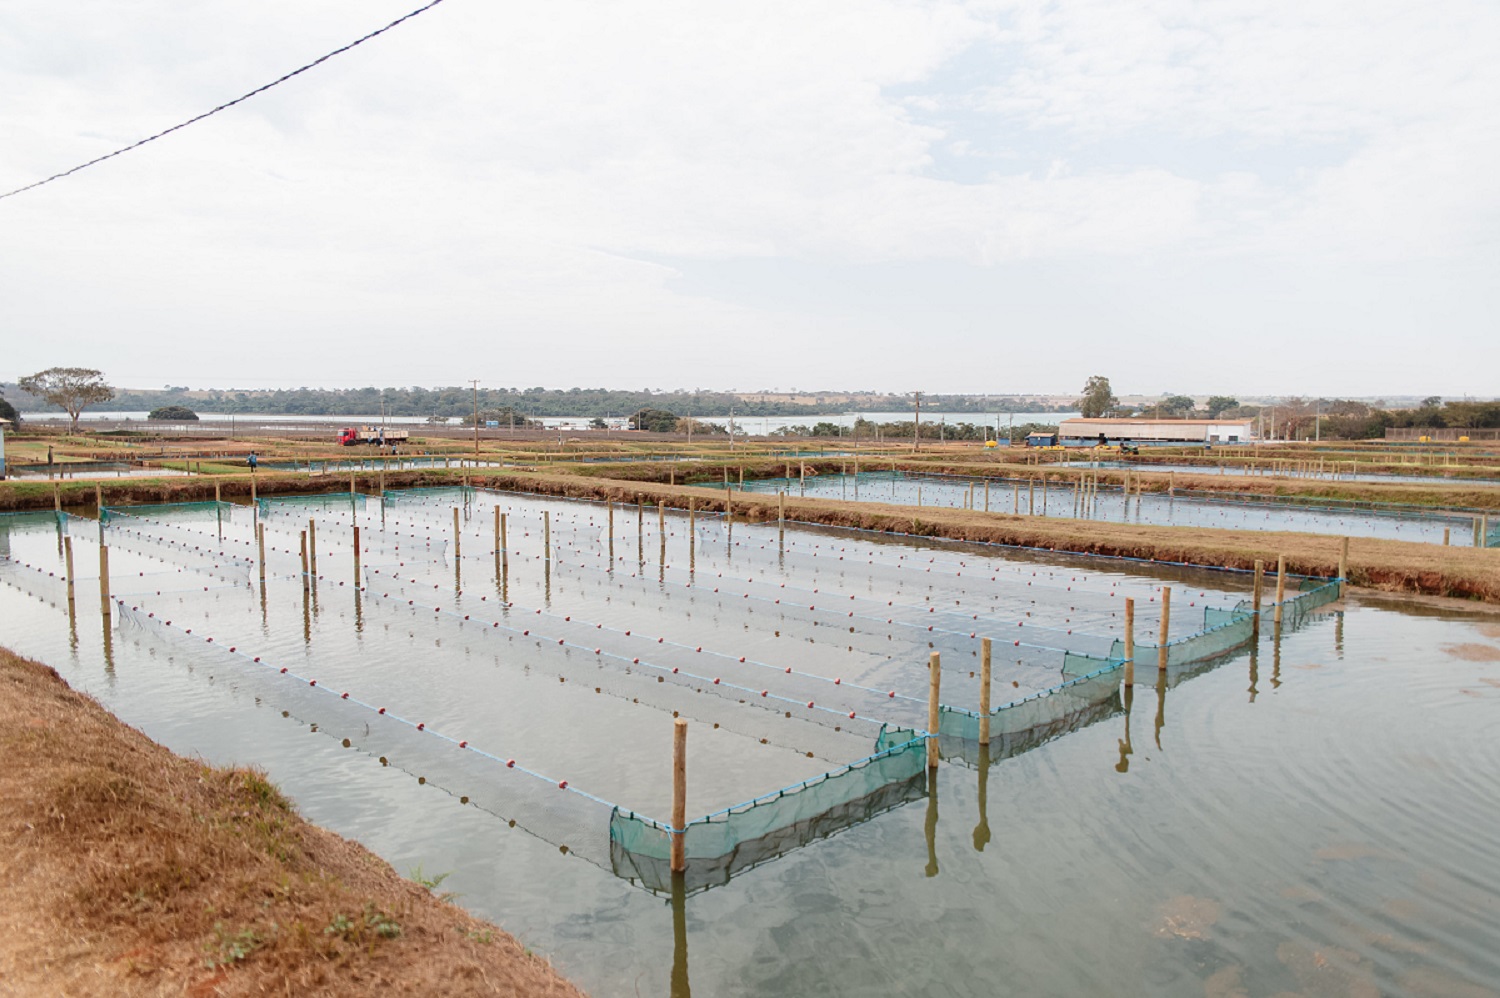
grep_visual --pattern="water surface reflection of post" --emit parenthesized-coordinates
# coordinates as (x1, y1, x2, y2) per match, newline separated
(924, 765, 940, 878)
(1116, 686, 1133, 773)
(670, 871, 691, 998)
(1247, 640, 1259, 703)
(1153, 670, 1167, 750)
(973, 743, 991, 851)
(1272, 621, 1282, 690)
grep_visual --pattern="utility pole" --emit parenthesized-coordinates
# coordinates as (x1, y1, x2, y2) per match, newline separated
(913, 391, 921, 452)
(470, 380, 481, 459)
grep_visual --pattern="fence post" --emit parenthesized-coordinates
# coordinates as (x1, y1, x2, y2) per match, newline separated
(671, 718, 688, 873)
(98, 542, 110, 617)
(257, 523, 266, 584)
(543, 511, 551, 562)
(308, 519, 318, 578)
(979, 638, 992, 745)
(1338, 537, 1349, 595)
(1157, 586, 1171, 672)
(352, 524, 361, 583)
(1274, 555, 1286, 626)
(927, 652, 942, 768)
(453, 507, 461, 561)
(1252, 559, 1264, 637)
(299, 530, 309, 592)
(64, 535, 76, 606)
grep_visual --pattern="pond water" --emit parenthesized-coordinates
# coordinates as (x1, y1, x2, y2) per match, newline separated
(2, 496, 1498, 997)
(742, 471, 1496, 547)
(1056, 459, 1500, 487)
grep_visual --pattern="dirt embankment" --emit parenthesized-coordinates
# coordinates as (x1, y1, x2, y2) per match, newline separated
(3, 467, 1496, 602)
(477, 471, 1500, 604)
(0, 647, 586, 997)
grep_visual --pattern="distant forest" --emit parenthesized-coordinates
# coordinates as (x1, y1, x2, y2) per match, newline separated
(1, 384, 1066, 418)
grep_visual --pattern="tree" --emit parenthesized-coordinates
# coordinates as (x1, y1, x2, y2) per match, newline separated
(630, 408, 680, 432)
(1205, 395, 1238, 418)
(0, 392, 19, 425)
(1157, 394, 1197, 417)
(147, 405, 198, 421)
(589, 417, 607, 430)
(1077, 376, 1116, 418)
(18, 367, 114, 433)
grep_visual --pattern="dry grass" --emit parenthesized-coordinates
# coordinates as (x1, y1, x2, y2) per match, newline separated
(0, 647, 587, 997)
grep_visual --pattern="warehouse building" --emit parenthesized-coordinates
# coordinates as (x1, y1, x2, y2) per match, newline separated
(1058, 418, 1256, 447)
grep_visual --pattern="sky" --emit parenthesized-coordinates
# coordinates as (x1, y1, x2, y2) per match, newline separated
(1, 0, 1496, 398)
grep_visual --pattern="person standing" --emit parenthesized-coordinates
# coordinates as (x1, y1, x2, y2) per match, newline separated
(247, 450, 258, 473)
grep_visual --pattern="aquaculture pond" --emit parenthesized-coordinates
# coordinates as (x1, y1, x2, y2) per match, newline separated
(1, 493, 1497, 997)
(1054, 458, 1500, 487)
(740, 470, 1498, 547)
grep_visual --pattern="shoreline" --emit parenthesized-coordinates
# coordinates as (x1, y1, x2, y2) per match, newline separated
(0, 645, 587, 996)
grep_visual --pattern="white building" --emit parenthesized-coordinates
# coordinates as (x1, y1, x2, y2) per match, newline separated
(1059, 417, 1255, 446)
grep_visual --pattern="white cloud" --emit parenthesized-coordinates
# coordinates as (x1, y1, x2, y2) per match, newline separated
(0, 0, 1495, 392)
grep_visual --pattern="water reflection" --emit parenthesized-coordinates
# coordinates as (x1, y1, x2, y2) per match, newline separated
(923, 765, 940, 879)
(972, 742, 991, 851)
(670, 872, 691, 998)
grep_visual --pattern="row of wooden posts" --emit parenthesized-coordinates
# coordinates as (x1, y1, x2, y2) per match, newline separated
(54, 484, 1352, 876)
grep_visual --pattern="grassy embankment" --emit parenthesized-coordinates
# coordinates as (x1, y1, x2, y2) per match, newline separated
(0, 646, 586, 996)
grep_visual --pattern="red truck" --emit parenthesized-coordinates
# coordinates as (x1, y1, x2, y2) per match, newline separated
(337, 426, 410, 446)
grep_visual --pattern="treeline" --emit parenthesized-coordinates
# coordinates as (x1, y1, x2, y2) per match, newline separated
(4, 384, 1064, 419)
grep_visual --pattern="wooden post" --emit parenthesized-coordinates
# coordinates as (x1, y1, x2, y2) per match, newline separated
(493, 506, 501, 555)
(607, 502, 614, 560)
(927, 651, 941, 768)
(1028, 477, 1035, 515)
(1274, 554, 1286, 625)
(1252, 559, 1264, 636)
(94, 483, 102, 510)
(1123, 598, 1135, 687)
(1338, 537, 1349, 594)
(215, 482, 221, 503)
(658, 499, 665, 536)
(98, 542, 110, 616)
(1443, 527, 1450, 546)
(53, 484, 61, 512)
(724, 488, 732, 525)
(671, 717, 688, 873)
(543, 510, 551, 562)
(453, 507, 461, 560)
(1157, 586, 1171, 671)
(983, 480, 989, 512)
(64, 535, 76, 605)
(299, 530, 309, 591)
(979, 638, 992, 745)
(308, 519, 318, 578)
(1013, 481, 1019, 514)
(251, 477, 257, 505)
(257, 523, 266, 584)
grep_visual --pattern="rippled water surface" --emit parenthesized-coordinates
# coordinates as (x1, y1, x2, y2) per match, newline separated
(2, 500, 1498, 997)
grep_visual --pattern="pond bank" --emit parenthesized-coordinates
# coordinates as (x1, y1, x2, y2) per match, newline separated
(0, 645, 587, 997)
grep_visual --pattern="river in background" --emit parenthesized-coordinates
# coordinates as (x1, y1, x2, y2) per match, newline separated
(2, 498, 1498, 997)
(20, 411, 1076, 435)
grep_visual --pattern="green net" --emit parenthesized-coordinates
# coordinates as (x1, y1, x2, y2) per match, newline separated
(101, 501, 229, 524)
(608, 726, 926, 889)
(936, 655, 1123, 760)
(256, 493, 367, 516)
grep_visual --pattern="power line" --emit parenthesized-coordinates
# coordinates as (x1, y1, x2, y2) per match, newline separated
(0, 0, 451, 202)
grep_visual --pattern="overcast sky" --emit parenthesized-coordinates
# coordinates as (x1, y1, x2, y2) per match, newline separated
(2, 0, 1496, 397)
